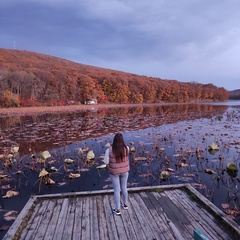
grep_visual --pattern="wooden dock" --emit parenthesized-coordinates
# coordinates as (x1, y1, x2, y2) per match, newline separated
(3, 184, 240, 240)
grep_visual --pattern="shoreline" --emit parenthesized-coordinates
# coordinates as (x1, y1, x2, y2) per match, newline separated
(0, 103, 174, 116)
(0, 101, 218, 117)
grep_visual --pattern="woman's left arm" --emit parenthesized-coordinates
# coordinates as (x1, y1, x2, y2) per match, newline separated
(103, 148, 110, 164)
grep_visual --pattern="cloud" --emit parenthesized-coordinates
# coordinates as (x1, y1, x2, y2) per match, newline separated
(1, 0, 240, 90)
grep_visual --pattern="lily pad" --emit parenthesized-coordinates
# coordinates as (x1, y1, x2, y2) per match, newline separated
(64, 158, 74, 164)
(205, 168, 216, 174)
(96, 164, 107, 169)
(40, 151, 51, 160)
(10, 146, 19, 154)
(105, 143, 111, 148)
(2, 190, 19, 198)
(226, 162, 238, 178)
(39, 168, 49, 178)
(87, 150, 95, 160)
(226, 162, 238, 172)
(69, 173, 81, 178)
(208, 142, 219, 150)
(130, 147, 135, 152)
(160, 170, 169, 180)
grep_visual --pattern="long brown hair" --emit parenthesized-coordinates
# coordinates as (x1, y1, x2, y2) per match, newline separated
(112, 133, 128, 163)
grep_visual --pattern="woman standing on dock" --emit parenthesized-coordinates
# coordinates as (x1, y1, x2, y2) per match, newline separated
(104, 133, 129, 215)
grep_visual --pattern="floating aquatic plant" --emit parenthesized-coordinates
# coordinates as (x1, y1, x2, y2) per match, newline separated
(69, 173, 80, 178)
(226, 162, 238, 178)
(227, 162, 238, 172)
(40, 150, 51, 160)
(160, 170, 169, 180)
(2, 190, 19, 198)
(3, 210, 18, 221)
(64, 158, 74, 164)
(205, 168, 216, 174)
(208, 142, 219, 150)
(86, 150, 95, 160)
(96, 164, 107, 169)
(10, 146, 19, 154)
(39, 168, 49, 177)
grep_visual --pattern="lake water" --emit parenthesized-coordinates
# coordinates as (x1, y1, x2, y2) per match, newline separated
(0, 101, 240, 237)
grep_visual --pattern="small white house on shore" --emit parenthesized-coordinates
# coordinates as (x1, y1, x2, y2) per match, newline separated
(84, 98, 98, 105)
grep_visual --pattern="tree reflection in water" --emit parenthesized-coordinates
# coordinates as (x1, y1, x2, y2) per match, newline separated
(0, 103, 240, 234)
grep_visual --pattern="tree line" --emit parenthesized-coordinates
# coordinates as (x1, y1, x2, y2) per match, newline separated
(0, 49, 229, 107)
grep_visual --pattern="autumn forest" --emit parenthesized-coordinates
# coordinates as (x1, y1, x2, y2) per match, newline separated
(0, 48, 229, 108)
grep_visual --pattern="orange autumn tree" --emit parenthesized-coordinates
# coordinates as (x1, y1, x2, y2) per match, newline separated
(0, 49, 229, 107)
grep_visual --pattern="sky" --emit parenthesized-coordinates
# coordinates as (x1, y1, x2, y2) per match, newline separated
(1, 0, 240, 91)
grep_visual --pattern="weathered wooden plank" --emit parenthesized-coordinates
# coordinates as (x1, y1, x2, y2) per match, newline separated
(122, 194, 146, 239)
(30, 189, 114, 199)
(139, 191, 175, 240)
(120, 197, 138, 240)
(164, 189, 211, 239)
(170, 189, 228, 239)
(96, 195, 109, 240)
(186, 184, 240, 238)
(167, 189, 228, 240)
(22, 184, 186, 200)
(163, 190, 197, 239)
(134, 192, 167, 240)
(102, 194, 119, 239)
(130, 192, 159, 239)
(167, 219, 185, 240)
(128, 184, 188, 193)
(2, 196, 36, 240)
(22, 199, 51, 240)
(34, 199, 57, 240)
(147, 191, 177, 239)
(17, 199, 41, 239)
(152, 191, 190, 239)
(61, 197, 77, 240)
(52, 198, 69, 239)
(81, 196, 91, 240)
(90, 195, 100, 240)
(44, 198, 62, 240)
(147, 191, 185, 240)
(108, 194, 128, 239)
(170, 189, 233, 240)
(72, 196, 83, 239)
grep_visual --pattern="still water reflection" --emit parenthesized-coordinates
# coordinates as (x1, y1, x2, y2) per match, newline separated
(0, 104, 230, 154)
(0, 103, 240, 236)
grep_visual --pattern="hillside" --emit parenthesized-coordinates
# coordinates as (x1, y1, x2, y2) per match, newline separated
(228, 89, 240, 100)
(0, 48, 229, 107)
